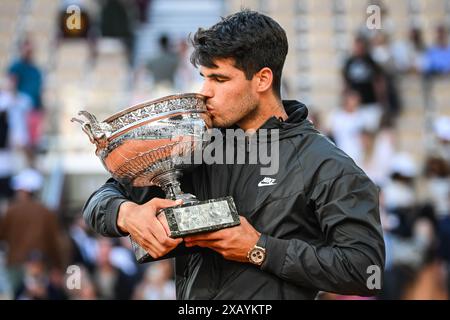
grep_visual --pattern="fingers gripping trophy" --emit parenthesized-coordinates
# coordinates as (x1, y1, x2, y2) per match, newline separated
(72, 93, 239, 263)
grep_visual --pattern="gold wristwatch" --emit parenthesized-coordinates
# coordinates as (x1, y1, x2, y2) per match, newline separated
(247, 234, 267, 266)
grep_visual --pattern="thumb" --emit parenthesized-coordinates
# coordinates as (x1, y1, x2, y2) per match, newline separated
(150, 198, 183, 211)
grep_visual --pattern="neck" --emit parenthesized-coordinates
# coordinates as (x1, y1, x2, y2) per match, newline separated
(237, 94, 287, 131)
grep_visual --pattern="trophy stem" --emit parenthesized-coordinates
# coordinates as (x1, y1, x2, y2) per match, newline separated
(152, 170, 197, 204)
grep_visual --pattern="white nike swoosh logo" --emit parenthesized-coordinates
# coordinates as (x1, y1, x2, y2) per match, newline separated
(258, 181, 277, 187)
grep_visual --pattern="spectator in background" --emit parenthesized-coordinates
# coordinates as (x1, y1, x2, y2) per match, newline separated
(359, 126, 396, 187)
(434, 116, 450, 163)
(68, 216, 98, 273)
(371, 32, 396, 71)
(0, 169, 65, 295)
(371, 32, 402, 118)
(422, 156, 450, 295)
(391, 27, 426, 74)
(0, 77, 32, 200)
(382, 153, 418, 237)
(378, 152, 446, 299)
(327, 90, 366, 164)
(8, 38, 44, 150)
(0, 76, 32, 148)
(133, 259, 175, 300)
(423, 156, 450, 218)
(379, 189, 436, 300)
(15, 250, 67, 300)
(100, 0, 136, 67)
(92, 238, 136, 300)
(423, 25, 450, 75)
(147, 34, 179, 88)
(343, 36, 387, 131)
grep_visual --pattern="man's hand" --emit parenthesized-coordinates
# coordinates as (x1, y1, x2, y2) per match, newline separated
(117, 198, 183, 259)
(184, 216, 260, 263)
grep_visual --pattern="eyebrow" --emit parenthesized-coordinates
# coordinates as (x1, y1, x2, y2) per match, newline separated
(199, 72, 231, 79)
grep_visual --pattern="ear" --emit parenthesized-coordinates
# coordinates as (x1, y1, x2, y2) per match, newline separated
(255, 67, 273, 93)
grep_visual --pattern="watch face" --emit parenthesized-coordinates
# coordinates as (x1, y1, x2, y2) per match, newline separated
(249, 247, 266, 265)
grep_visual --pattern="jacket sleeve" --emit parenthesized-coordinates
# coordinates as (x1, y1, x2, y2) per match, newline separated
(260, 173, 386, 296)
(82, 177, 169, 237)
(82, 178, 134, 237)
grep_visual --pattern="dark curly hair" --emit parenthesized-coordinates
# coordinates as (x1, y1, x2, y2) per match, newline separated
(190, 10, 288, 97)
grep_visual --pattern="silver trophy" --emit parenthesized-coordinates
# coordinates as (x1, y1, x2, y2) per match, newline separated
(72, 93, 239, 263)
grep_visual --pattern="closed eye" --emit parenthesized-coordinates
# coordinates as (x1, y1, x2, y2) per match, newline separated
(200, 72, 230, 83)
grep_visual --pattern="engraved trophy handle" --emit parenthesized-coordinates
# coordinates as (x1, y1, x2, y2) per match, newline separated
(71, 111, 112, 151)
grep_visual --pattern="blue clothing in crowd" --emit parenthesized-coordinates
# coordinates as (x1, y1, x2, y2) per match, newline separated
(423, 45, 450, 75)
(8, 60, 43, 109)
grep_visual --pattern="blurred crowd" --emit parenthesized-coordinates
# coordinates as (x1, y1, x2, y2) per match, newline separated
(0, 0, 181, 300)
(318, 23, 450, 300)
(1, 0, 450, 300)
(0, 168, 176, 300)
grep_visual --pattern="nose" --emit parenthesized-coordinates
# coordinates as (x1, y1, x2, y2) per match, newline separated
(200, 81, 213, 98)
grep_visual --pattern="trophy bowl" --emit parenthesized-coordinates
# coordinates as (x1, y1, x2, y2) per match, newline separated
(72, 93, 240, 263)
(71, 93, 210, 188)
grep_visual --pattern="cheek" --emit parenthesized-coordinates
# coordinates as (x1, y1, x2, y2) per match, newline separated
(218, 84, 240, 101)
(213, 85, 239, 110)
(212, 80, 255, 117)
(225, 83, 253, 105)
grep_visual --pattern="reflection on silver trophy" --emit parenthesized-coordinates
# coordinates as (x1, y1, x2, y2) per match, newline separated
(72, 93, 240, 263)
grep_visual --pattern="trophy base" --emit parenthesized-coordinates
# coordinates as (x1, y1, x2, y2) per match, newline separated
(130, 196, 240, 263)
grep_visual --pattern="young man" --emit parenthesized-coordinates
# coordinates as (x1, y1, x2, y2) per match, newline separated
(83, 10, 385, 299)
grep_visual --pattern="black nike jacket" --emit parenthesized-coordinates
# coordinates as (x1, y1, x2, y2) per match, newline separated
(82, 100, 385, 299)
